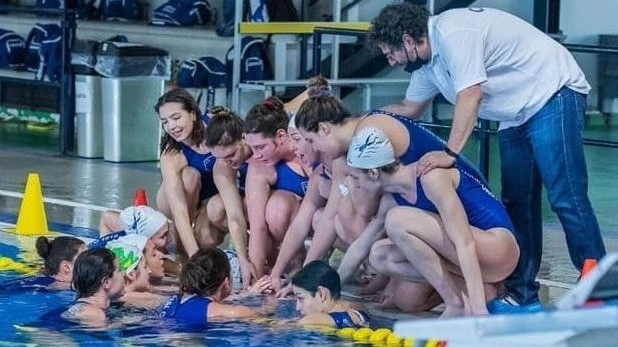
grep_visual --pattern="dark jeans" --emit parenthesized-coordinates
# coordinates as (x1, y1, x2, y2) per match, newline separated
(498, 87, 607, 304)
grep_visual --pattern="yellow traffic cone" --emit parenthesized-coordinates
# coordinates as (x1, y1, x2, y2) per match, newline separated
(15, 173, 48, 235)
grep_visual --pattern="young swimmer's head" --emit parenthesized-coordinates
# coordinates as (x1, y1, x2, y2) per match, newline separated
(72, 248, 125, 300)
(155, 88, 204, 154)
(295, 76, 353, 160)
(36, 236, 86, 278)
(292, 260, 342, 315)
(244, 97, 290, 165)
(119, 206, 169, 251)
(180, 248, 232, 299)
(288, 113, 319, 165)
(205, 106, 248, 170)
(144, 239, 165, 281)
(345, 126, 400, 192)
(106, 234, 152, 292)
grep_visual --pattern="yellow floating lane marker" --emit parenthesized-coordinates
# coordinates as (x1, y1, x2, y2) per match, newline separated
(239, 21, 371, 34)
(353, 327, 374, 342)
(0, 257, 37, 275)
(385, 331, 403, 346)
(369, 328, 392, 345)
(336, 327, 356, 339)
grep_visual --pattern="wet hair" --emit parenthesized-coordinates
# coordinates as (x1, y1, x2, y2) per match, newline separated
(180, 247, 230, 297)
(154, 88, 205, 154)
(35, 236, 85, 276)
(243, 96, 289, 138)
(204, 106, 245, 147)
(292, 260, 341, 300)
(367, 2, 429, 54)
(295, 76, 353, 133)
(72, 248, 117, 299)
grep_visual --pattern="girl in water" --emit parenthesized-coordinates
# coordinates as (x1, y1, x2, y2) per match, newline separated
(34, 235, 86, 290)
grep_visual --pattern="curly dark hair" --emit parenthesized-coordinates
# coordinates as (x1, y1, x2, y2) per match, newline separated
(180, 248, 231, 297)
(295, 76, 352, 133)
(154, 88, 205, 155)
(243, 96, 288, 138)
(205, 106, 244, 147)
(367, 2, 429, 54)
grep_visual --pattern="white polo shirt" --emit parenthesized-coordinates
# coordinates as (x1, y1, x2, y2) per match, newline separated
(405, 7, 590, 130)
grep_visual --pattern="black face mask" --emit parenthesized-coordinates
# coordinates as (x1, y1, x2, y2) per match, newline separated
(404, 45, 429, 73)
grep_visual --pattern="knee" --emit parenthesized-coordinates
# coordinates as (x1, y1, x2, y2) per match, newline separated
(181, 166, 201, 191)
(311, 208, 324, 231)
(206, 197, 226, 225)
(265, 193, 296, 236)
(384, 207, 408, 239)
(368, 243, 389, 269)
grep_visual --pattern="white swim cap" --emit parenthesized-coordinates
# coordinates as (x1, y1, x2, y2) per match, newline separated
(106, 234, 148, 274)
(223, 249, 242, 291)
(347, 126, 396, 169)
(119, 206, 167, 239)
(288, 112, 297, 129)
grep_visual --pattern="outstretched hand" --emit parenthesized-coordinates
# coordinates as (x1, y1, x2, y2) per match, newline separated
(247, 275, 274, 295)
(239, 258, 257, 290)
(275, 282, 294, 298)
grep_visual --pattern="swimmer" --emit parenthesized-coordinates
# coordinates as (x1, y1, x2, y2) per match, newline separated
(292, 260, 370, 328)
(160, 247, 271, 322)
(62, 248, 125, 327)
(35, 236, 86, 290)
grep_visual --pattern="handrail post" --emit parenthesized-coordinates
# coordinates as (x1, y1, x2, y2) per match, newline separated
(60, 8, 76, 155)
(478, 119, 491, 180)
(231, 0, 243, 113)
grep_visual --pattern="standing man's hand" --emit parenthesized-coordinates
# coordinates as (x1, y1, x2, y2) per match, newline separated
(417, 149, 457, 176)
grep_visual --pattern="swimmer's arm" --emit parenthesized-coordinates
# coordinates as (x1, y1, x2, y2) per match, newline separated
(422, 169, 486, 313)
(271, 172, 325, 284)
(383, 98, 432, 119)
(245, 164, 274, 279)
(213, 160, 253, 285)
(337, 195, 396, 284)
(304, 158, 346, 263)
(160, 152, 199, 257)
(98, 210, 122, 236)
(297, 313, 336, 327)
(208, 302, 258, 319)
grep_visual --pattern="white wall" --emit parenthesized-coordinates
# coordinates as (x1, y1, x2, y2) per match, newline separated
(560, 0, 618, 110)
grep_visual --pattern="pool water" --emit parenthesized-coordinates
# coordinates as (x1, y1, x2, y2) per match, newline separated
(0, 227, 394, 346)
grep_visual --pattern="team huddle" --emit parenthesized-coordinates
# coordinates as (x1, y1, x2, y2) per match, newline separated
(34, 2, 608, 328)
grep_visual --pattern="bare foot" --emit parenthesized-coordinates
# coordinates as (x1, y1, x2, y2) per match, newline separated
(440, 304, 465, 318)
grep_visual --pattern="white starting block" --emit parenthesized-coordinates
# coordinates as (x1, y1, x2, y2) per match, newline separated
(393, 253, 618, 347)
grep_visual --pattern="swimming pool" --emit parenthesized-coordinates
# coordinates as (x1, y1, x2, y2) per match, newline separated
(0, 221, 397, 346)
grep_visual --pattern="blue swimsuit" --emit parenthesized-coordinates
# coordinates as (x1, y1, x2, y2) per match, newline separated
(272, 160, 309, 198)
(237, 162, 249, 195)
(392, 168, 514, 232)
(88, 230, 127, 249)
(179, 115, 218, 201)
(368, 110, 484, 182)
(160, 294, 212, 322)
(328, 310, 370, 329)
